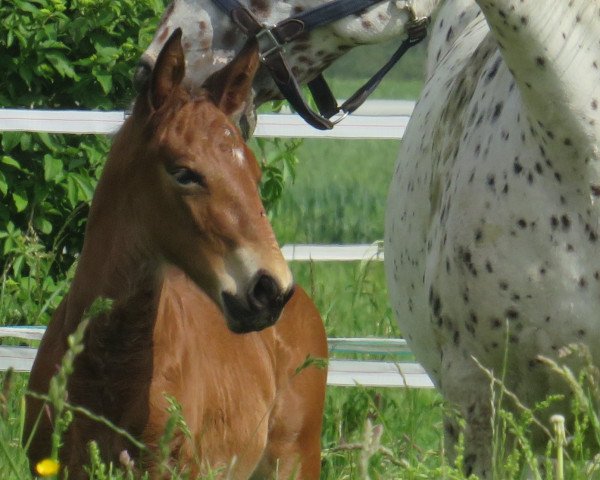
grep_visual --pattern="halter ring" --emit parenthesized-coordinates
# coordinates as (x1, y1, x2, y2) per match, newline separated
(330, 110, 350, 125)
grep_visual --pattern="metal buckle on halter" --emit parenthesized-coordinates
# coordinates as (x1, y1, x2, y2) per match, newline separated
(256, 26, 283, 62)
(330, 109, 350, 125)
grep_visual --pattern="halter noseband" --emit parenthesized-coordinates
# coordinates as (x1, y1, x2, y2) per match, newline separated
(212, 0, 429, 130)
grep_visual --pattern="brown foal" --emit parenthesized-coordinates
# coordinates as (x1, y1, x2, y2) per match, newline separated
(25, 30, 327, 479)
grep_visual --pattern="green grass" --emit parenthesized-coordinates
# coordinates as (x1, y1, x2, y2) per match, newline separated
(0, 373, 31, 478)
(321, 387, 444, 479)
(263, 138, 400, 245)
(290, 262, 397, 338)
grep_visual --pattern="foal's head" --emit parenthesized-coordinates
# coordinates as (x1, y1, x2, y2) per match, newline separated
(127, 29, 293, 333)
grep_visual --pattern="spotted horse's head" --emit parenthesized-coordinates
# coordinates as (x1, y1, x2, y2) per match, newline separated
(134, 0, 437, 133)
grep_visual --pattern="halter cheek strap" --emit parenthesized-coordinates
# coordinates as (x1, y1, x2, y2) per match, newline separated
(213, 0, 429, 130)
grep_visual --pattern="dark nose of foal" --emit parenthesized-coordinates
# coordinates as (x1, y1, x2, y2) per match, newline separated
(222, 272, 295, 334)
(248, 274, 286, 311)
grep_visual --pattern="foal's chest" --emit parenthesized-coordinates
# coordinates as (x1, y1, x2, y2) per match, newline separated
(143, 285, 278, 476)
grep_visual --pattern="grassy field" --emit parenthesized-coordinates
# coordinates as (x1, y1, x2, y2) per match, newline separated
(324, 39, 427, 99)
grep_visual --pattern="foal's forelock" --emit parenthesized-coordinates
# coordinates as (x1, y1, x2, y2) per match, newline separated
(142, 93, 234, 152)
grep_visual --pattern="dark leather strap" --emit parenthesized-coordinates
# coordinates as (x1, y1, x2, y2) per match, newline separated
(217, 0, 388, 42)
(275, 0, 387, 41)
(213, 0, 429, 129)
(262, 51, 339, 129)
(272, 42, 423, 129)
(269, 17, 428, 129)
(308, 75, 338, 118)
(340, 17, 428, 115)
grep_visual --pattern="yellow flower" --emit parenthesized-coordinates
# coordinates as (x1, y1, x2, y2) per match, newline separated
(35, 458, 60, 477)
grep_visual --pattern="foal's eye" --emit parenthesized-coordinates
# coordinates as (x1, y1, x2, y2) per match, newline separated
(171, 168, 206, 188)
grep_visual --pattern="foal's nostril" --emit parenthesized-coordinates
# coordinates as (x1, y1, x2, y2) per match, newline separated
(248, 274, 281, 310)
(223, 274, 294, 333)
(133, 59, 153, 92)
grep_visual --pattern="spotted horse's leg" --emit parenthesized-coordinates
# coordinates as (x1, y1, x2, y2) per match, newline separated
(440, 344, 495, 479)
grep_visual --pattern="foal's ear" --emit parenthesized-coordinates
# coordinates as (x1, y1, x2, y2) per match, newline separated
(150, 28, 185, 110)
(202, 40, 260, 118)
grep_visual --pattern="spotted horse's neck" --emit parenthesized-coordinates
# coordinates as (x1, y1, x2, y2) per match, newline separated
(138, 0, 441, 107)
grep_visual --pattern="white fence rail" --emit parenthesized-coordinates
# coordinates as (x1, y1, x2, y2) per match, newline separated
(0, 327, 433, 388)
(0, 100, 414, 139)
(0, 101, 434, 389)
(281, 243, 383, 261)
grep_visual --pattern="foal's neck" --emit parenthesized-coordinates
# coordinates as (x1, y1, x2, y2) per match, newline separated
(65, 128, 164, 331)
(68, 221, 156, 320)
(63, 216, 160, 463)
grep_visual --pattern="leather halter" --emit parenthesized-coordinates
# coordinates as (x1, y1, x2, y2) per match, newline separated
(212, 0, 429, 130)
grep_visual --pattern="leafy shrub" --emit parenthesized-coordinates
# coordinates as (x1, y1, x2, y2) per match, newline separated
(0, 0, 166, 282)
(0, 0, 166, 325)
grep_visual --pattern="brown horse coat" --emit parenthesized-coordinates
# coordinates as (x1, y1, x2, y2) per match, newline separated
(25, 30, 327, 479)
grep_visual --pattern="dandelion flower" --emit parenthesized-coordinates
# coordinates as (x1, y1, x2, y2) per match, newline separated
(36, 458, 60, 477)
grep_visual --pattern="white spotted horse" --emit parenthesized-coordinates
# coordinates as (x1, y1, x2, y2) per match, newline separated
(387, 0, 600, 476)
(138, 0, 600, 477)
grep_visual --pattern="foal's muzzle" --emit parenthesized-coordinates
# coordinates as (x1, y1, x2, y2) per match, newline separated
(222, 272, 295, 333)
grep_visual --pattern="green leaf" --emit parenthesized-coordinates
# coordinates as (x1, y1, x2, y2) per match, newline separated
(71, 173, 94, 202)
(34, 217, 53, 235)
(45, 51, 78, 79)
(1, 132, 22, 152)
(66, 175, 78, 207)
(2, 155, 22, 170)
(0, 171, 7, 196)
(95, 74, 113, 94)
(43, 154, 64, 183)
(20, 133, 32, 151)
(18, 64, 34, 86)
(39, 40, 69, 50)
(95, 44, 120, 63)
(3, 237, 13, 255)
(15, 0, 40, 14)
(12, 191, 28, 212)
(38, 132, 62, 151)
(12, 255, 25, 278)
(69, 17, 93, 43)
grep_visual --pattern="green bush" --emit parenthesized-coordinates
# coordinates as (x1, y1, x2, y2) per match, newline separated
(0, 0, 166, 324)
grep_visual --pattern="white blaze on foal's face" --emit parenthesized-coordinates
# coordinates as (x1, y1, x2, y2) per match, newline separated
(221, 246, 294, 299)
